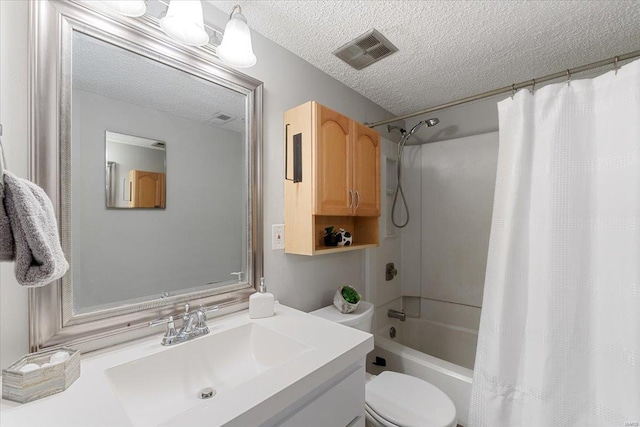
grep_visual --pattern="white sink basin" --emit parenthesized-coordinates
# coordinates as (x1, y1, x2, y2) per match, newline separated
(105, 323, 311, 427)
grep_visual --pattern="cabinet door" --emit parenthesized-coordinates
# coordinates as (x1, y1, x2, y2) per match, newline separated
(129, 170, 165, 208)
(315, 104, 353, 215)
(352, 122, 380, 216)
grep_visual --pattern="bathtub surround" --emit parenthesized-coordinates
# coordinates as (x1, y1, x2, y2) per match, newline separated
(420, 132, 498, 309)
(470, 60, 640, 426)
(399, 131, 498, 307)
(364, 137, 403, 330)
(397, 145, 422, 298)
(388, 132, 497, 368)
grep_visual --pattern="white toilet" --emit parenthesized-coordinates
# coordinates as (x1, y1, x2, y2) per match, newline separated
(311, 301, 457, 427)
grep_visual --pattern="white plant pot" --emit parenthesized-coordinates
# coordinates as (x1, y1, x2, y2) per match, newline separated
(333, 286, 360, 314)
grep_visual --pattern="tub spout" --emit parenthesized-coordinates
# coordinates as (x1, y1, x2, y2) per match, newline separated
(387, 309, 406, 321)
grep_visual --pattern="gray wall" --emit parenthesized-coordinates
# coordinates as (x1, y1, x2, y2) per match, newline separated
(199, 3, 396, 312)
(0, 0, 30, 370)
(72, 89, 244, 311)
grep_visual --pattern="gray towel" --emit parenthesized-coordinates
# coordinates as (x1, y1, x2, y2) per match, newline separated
(0, 182, 15, 261)
(3, 171, 69, 287)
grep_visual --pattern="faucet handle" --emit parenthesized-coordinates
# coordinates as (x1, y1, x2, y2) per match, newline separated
(182, 303, 191, 321)
(149, 315, 174, 328)
(149, 315, 179, 346)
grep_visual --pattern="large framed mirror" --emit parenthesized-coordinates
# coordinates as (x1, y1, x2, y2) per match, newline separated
(29, 0, 263, 352)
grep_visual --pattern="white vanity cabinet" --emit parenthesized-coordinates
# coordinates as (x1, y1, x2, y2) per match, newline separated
(1, 305, 373, 427)
(269, 363, 365, 427)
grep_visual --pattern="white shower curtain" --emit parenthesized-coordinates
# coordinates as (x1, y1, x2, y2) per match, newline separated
(470, 59, 640, 427)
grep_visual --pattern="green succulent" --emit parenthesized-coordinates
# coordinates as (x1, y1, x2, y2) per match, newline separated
(341, 285, 361, 304)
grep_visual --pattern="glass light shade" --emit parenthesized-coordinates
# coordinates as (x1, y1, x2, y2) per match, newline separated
(101, 1, 147, 17)
(160, 0, 209, 47)
(217, 13, 257, 68)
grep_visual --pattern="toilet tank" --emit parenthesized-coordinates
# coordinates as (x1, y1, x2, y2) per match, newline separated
(309, 301, 374, 332)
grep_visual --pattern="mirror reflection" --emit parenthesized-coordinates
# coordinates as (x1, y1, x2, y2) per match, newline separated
(71, 31, 249, 313)
(105, 131, 166, 209)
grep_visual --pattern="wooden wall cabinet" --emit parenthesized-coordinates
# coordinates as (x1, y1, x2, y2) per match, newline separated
(284, 101, 380, 255)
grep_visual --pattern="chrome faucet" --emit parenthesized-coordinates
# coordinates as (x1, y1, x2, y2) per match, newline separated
(149, 303, 219, 346)
(387, 309, 406, 321)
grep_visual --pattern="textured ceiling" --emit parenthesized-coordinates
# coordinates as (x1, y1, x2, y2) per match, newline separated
(73, 31, 246, 133)
(208, 0, 640, 117)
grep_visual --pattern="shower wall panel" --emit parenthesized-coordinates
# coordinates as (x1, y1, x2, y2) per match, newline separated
(420, 131, 498, 309)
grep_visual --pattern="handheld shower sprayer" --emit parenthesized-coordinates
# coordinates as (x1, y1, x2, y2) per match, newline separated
(387, 117, 440, 228)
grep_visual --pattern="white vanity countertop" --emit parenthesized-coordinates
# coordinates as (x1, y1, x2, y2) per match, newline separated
(0, 303, 373, 427)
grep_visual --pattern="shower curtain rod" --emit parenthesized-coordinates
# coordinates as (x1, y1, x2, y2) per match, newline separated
(366, 49, 640, 128)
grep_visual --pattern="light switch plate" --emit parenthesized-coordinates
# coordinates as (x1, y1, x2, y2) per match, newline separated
(272, 224, 285, 250)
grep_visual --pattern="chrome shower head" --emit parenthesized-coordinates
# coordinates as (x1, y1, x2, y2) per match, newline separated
(406, 117, 440, 138)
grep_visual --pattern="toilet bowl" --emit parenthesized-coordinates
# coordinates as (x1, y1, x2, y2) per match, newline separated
(310, 302, 457, 427)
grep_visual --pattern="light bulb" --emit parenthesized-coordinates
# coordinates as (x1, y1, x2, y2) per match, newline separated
(217, 10, 257, 68)
(160, 0, 209, 47)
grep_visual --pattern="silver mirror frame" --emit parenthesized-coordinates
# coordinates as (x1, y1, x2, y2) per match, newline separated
(28, 0, 263, 352)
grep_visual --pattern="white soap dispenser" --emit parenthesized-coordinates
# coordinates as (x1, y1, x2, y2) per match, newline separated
(249, 277, 274, 319)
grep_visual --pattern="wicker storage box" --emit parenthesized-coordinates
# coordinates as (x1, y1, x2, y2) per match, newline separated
(2, 347, 80, 403)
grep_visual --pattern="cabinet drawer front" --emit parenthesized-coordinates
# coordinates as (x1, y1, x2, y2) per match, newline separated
(277, 367, 365, 427)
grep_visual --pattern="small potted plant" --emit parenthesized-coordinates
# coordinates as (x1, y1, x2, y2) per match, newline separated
(333, 285, 361, 314)
(324, 226, 339, 246)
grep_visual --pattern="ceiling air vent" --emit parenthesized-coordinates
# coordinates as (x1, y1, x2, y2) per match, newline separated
(209, 112, 236, 126)
(333, 29, 398, 70)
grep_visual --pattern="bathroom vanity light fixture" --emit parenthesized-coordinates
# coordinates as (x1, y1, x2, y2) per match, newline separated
(100, 0, 147, 17)
(160, 0, 210, 47)
(217, 5, 257, 68)
(99, 0, 257, 66)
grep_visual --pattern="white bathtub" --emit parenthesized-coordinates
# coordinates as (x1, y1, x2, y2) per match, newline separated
(398, 317, 479, 370)
(366, 318, 476, 426)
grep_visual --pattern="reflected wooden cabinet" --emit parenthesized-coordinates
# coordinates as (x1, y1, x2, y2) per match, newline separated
(284, 101, 380, 256)
(128, 169, 166, 208)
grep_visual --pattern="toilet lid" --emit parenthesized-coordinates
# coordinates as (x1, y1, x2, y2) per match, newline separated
(365, 371, 456, 427)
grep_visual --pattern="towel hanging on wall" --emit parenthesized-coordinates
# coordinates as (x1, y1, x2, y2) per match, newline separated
(0, 138, 14, 261)
(1, 168, 69, 287)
